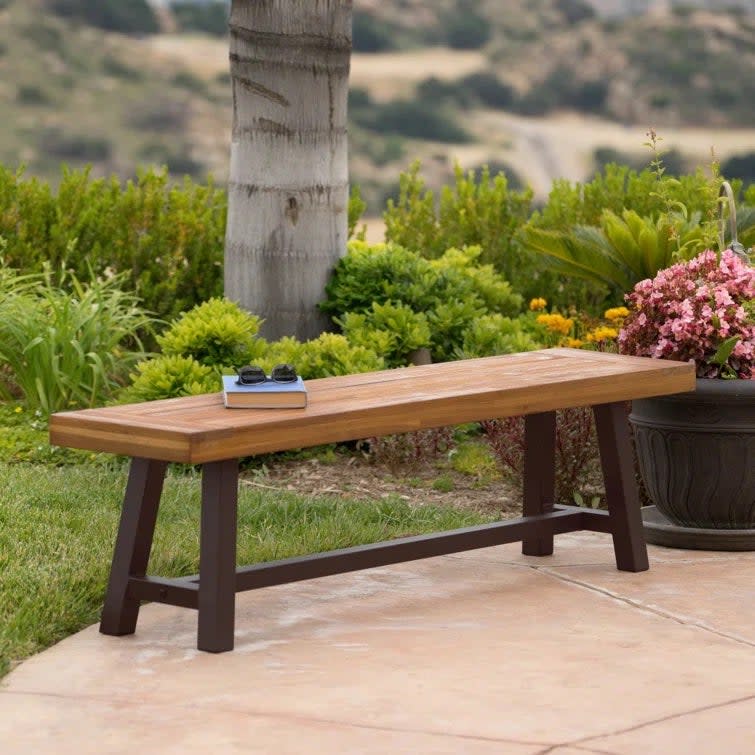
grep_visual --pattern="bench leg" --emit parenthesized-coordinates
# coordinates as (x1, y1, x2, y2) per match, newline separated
(522, 411, 557, 556)
(593, 402, 649, 572)
(198, 459, 238, 653)
(100, 458, 167, 636)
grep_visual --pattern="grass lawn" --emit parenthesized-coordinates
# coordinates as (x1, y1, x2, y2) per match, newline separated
(0, 460, 492, 678)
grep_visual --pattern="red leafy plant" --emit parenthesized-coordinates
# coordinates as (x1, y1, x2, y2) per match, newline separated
(481, 409, 603, 505)
(618, 249, 755, 379)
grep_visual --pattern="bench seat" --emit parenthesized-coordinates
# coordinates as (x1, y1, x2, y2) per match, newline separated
(51, 348, 694, 463)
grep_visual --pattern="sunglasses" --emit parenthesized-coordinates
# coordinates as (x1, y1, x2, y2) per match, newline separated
(236, 363, 298, 385)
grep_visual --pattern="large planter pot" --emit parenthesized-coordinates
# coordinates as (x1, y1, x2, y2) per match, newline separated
(630, 379, 755, 547)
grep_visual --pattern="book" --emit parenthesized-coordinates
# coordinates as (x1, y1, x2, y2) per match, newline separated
(222, 375, 308, 409)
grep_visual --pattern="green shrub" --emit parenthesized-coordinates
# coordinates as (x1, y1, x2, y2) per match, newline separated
(0, 165, 226, 324)
(321, 240, 436, 317)
(321, 240, 524, 363)
(171, 1, 229, 36)
(49, 0, 159, 34)
(427, 299, 487, 362)
(456, 314, 542, 359)
(352, 10, 399, 52)
(351, 99, 470, 143)
(121, 299, 386, 400)
(119, 355, 219, 404)
(722, 152, 755, 188)
(530, 163, 724, 231)
(520, 145, 755, 301)
(442, 2, 491, 49)
(458, 72, 517, 109)
(157, 297, 267, 369)
(321, 241, 522, 318)
(430, 245, 522, 314)
(0, 269, 153, 415)
(348, 184, 367, 239)
(290, 333, 385, 379)
(383, 162, 532, 285)
(338, 302, 431, 368)
(519, 209, 713, 299)
(16, 85, 50, 106)
(101, 54, 143, 81)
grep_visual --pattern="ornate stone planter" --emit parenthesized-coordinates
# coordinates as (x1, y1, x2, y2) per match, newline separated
(630, 379, 755, 550)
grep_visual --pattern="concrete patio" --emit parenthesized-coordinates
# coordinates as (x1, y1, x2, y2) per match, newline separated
(1, 531, 754, 754)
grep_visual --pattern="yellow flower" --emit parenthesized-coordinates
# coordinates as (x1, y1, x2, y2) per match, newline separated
(604, 306, 629, 321)
(586, 326, 618, 342)
(14, 406, 23, 414)
(529, 297, 547, 311)
(565, 338, 584, 348)
(536, 313, 574, 335)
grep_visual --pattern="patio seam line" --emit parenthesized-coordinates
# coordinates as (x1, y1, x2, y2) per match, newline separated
(442, 550, 754, 569)
(0, 689, 557, 749)
(537, 745, 618, 755)
(535, 567, 755, 649)
(535, 693, 755, 754)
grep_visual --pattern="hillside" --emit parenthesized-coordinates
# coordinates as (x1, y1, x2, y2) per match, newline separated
(0, 0, 753, 211)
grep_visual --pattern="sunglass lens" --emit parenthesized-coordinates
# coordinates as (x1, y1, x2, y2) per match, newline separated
(271, 363, 297, 382)
(237, 366, 266, 385)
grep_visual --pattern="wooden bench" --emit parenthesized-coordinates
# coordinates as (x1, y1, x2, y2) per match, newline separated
(50, 348, 695, 653)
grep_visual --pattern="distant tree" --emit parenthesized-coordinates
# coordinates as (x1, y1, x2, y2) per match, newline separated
(49, 0, 159, 34)
(722, 152, 755, 189)
(172, 1, 229, 37)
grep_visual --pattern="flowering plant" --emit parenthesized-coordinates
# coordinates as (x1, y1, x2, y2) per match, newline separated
(619, 249, 755, 379)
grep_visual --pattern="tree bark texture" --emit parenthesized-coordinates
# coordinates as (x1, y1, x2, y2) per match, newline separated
(225, 0, 352, 341)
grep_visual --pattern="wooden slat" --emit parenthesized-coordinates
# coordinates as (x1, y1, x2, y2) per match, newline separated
(49, 349, 696, 463)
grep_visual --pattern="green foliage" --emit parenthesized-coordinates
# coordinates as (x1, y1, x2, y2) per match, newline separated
(722, 152, 755, 190)
(348, 184, 367, 240)
(49, 0, 159, 34)
(0, 165, 226, 324)
(530, 163, 722, 231)
(383, 162, 533, 287)
(442, 1, 491, 49)
(259, 333, 386, 380)
(0, 402, 104, 464)
(0, 268, 152, 415)
(519, 209, 711, 298)
(321, 240, 436, 316)
(122, 296, 385, 400)
(430, 245, 522, 314)
(120, 355, 219, 403)
(39, 129, 112, 163)
(338, 302, 431, 368)
(427, 299, 487, 362)
(516, 71, 608, 116)
(518, 158, 748, 307)
(157, 297, 266, 369)
(286, 333, 386, 379)
(321, 240, 524, 363)
(449, 440, 500, 481)
(171, 1, 228, 36)
(456, 314, 542, 360)
(352, 9, 400, 52)
(350, 95, 470, 144)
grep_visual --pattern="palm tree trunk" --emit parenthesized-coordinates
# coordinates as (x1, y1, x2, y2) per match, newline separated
(224, 0, 352, 341)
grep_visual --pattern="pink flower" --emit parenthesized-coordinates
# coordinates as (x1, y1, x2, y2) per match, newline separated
(619, 250, 755, 379)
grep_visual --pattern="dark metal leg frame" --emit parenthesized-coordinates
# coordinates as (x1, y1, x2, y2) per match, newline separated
(99, 402, 648, 653)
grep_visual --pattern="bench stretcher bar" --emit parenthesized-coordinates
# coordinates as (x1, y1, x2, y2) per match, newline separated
(125, 506, 612, 611)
